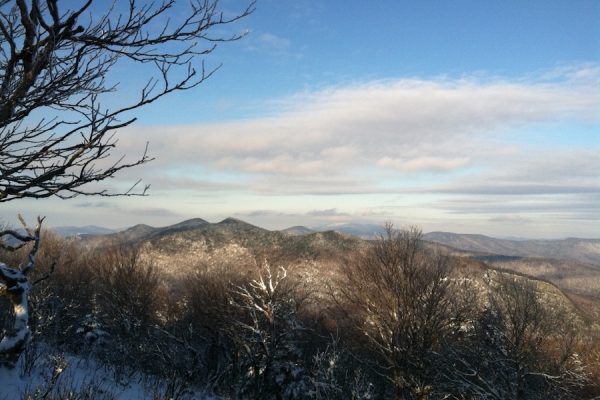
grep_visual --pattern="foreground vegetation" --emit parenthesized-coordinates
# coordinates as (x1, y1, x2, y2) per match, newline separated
(1, 226, 599, 399)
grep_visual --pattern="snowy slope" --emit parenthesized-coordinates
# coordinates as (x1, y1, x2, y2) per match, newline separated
(0, 349, 217, 400)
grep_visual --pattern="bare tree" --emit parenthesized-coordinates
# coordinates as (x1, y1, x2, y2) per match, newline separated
(0, 0, 253, 367)
(95, 244, 161, 337)
(489, 275, 588, 399)
(333, 224, 473, 399)
(0, 0, 253, 200)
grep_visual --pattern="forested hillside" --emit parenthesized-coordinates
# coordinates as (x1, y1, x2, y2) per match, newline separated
(1, 223, 598, 399)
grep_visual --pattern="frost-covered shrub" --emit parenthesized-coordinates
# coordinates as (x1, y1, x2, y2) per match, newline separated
(76, 311, 110, 348)
(307, 339, 375, 400)
(231, 265, 313, 399)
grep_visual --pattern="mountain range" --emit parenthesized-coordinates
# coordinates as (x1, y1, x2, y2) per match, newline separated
(52, 218, 600, 265)
(75, 218, 362, 281)
(50, 217, 600, 320)
(423, 231, 600, 265)
(42, 225, 116, 237)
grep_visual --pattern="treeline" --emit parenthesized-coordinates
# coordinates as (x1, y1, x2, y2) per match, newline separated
(1, 227, 599, 399)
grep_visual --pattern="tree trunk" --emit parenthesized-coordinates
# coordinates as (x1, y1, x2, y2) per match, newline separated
(0, 217, 43, 369)
(0, 266, 31, 369)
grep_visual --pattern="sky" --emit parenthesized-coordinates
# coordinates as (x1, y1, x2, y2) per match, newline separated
(2, 0, 600, 238)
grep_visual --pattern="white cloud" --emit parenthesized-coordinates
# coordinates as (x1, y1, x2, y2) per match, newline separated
(122, 68, 597, 179)
(307, 208, 349, 217)
(110, 67, 600, 234)
(73, 201, 178, 217)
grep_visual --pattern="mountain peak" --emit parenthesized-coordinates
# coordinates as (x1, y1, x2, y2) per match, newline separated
(126, 223, 155, 232)
(168, 218, 208, 229)
(215, 218, 269, 233)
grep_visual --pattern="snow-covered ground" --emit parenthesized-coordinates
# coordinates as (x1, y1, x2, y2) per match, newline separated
(0, 348, 216, 400)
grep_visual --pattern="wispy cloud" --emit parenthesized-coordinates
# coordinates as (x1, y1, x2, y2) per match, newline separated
(74, 201, 178, 218)
(488, 215, 533, 224)
(233, 207, 371, 228)
(377, 156, 471, 172)
(75, 201, 113, 209)
(245, 32, 299, 58)
(254, 33, 290, 51)
(307, 208, 349, 217)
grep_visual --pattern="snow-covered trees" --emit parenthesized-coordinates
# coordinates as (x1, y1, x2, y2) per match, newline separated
(231, 266, 311, 399)
(2, 228, 599, 398)
(435, 273, 593, 400)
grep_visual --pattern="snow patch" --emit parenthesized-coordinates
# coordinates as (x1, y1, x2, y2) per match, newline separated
(0, 349, 217, 400)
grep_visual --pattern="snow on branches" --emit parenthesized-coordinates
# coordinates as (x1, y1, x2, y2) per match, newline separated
(0, 216, 46, 369)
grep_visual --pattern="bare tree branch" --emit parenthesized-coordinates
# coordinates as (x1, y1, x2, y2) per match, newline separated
(0, 0, 253, 369)
(0, 0, 255, 201)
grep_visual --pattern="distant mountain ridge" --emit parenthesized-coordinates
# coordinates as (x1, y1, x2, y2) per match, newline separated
(314, 223, 386, 239)
(280, 223, 386, 239)
(61, 218, 600, 266)
(83, 218, 210, 244)
(81, 217, 361, 264)
(94, 217, 357, 281)
(424, 231, 600, 265)
(50, 225, 116, 237)
(281, 226, 314, 236)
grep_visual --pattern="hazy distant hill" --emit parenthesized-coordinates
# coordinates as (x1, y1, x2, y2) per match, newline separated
(65, 219, 600, 267)
(281, 226, 314, 236)
(85, 218, 209, 244)
(311, 223, 386, 239)
(142, 217, 359, 261)
(114, 223, 157, 242)
(280, 223, 384, 239)
(424, 231, 600, 265)
(51, 225, 116, 237)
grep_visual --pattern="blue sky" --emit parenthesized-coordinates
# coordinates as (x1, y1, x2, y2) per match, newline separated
(2, 0, 599, 238)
